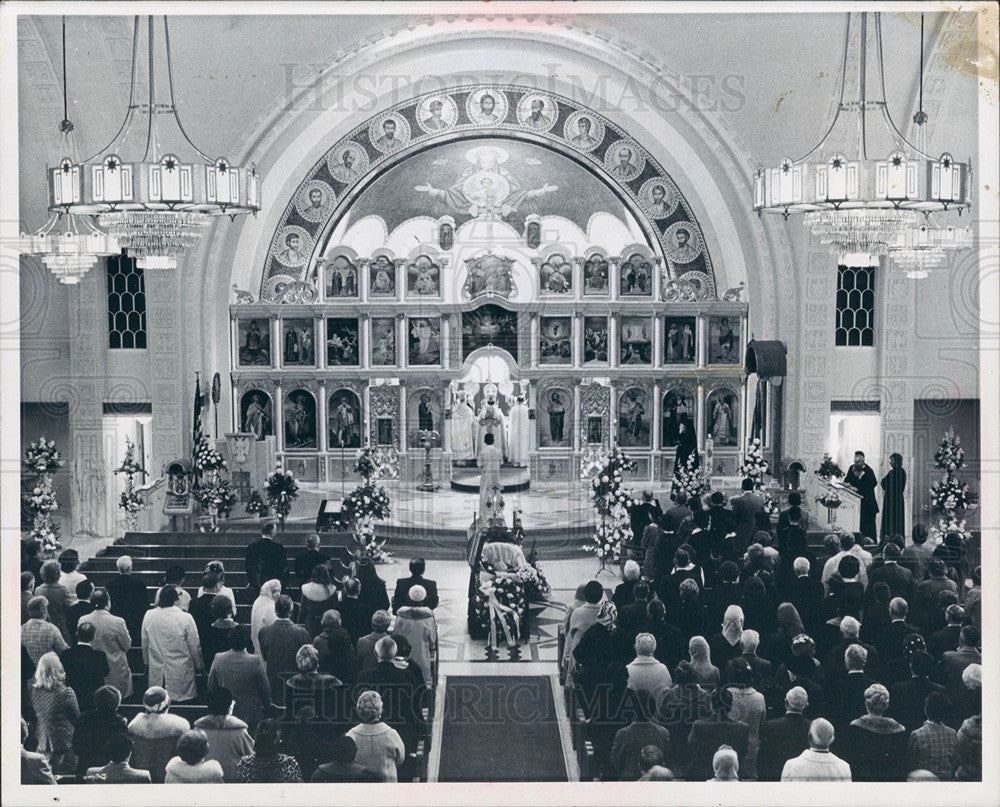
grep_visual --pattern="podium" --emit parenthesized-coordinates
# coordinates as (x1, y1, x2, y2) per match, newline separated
(825, 480, 862, 534)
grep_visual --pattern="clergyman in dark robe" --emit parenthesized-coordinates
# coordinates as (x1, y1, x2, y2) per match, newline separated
(844, 450, 879, 541)
(880, 452, 906, 543)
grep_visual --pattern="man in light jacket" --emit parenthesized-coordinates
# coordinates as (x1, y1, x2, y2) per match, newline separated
(141, 586, 203, 702)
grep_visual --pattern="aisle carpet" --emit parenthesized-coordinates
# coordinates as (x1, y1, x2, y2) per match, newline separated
(437, 675, 567, 782)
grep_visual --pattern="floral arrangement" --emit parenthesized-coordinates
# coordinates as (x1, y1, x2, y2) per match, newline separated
(354, 447, 378, 481)
(475, 558, 527, 643)
(115, 438, 147, 533)
(739, 437, 769, 489)
(348, 518, 391, 563)
(340, 482, 392, 524)
(579, 444, 606, 481)
(263, 463, 299, 533)
(22, 436, 63, 554)
(584, 447, 636, 562)
(340, 474, 392, 562)
(672, 451, 710, 499)
(245, 489, 269, 517)
(763, 491, 781, 518)
(515, 561, 551, 602)
(929, 428, 977, 541)
(196, 479, 237, 516)
(815, 454, 844, 480)
(817, 490, 843, 509)
(193, 434, 228, 473)
(24, 437, 64, 474)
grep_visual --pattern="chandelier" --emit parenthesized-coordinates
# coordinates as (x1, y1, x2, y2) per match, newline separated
(889, 218, 973, 278)
(46, 16, 261, 269)
(753, 12, 972, 258)
(18, 18, 120, 284)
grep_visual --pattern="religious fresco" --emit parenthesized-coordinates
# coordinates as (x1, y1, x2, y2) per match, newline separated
(326, 318, 360, 366)
(463, 252, 517, 300)
(583, 317, 608, 364)
(328, 389, 362, 449)
(708, 315, 741, 364)
(618, 387, 651, 448)
(619, 252, 655, 297)
(538, 388, 572, 448)
(370, 317, 397, 366)
(582, 254, 610, 295)
(281, 319, 315, 366)
(408, 317, 442, 365)
(240, 390, 273, 441)
(406, 254, 442, 298)
(368, 255, 397, 298)
(620, 316, 653, 365)
(664, 316, 697, 364)
(539, 254, 573, 295)
(539, 316, 572, 365)
(707, 388, 740, 446)
(406, 388, 443, 448)
(324, 254, 360, 299)
(237, 319, 270, 366)
(261, 86, 718, 298)
(461, 305, 518, 360)
(661, 388, 695, 448)
(283, 389, 317, 449)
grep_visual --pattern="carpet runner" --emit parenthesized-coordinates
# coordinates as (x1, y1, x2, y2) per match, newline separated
(437, 675, 567, 782)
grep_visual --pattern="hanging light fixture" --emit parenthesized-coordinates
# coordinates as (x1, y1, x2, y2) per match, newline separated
(752, 12, 972, 259)
(18, 17, 119, 284)
(886, 15, 973, 279)
(46, 16, 261, 270)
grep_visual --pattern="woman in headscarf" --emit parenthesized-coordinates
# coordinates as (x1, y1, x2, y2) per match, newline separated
(766, 601, 804, 668)
(683, 636, 720, 688)
(250, 579, 281, 655)
(708, 605, 745, 668)
(573, 600, 622, 707)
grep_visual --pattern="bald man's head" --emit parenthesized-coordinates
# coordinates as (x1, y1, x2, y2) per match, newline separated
(808, 718, 835, 750)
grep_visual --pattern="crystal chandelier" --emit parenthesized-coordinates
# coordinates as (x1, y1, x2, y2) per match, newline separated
(18, 18, 120, 284)
(752, 12, 972, 257)
(889, 218, 973, 278)
(47, 16, 261, 269)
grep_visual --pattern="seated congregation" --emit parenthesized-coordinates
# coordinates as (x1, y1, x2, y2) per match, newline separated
(20, 532, 439, 785)
(560, 488, 983, 782)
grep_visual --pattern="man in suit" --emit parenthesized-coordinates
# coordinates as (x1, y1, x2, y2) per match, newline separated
(356, 636, 425, 755)
(934, 626, 981, 706)
(309, 735, 380, 783)
(785, 558, 825, 631)
(877, 597, 923, 664)
(912, 559, 958, 631)
(20, 718, 57, 784)
(888, 651, 947, 732)
(707, 491, 735, 556)
(906, 691, 959, 781)
(758, 687, 811, 781)
(829, 644, 879, 730)
(824, 616, 879, 684)
(617, 581, 652, 648)
(776, 505, 810, 559)
(207, 626, 272, 733)
(391, 558, 439, 612)
(105, 555, 150, 641)
(294, 534, 329, 584)
(662, 490, 692, 533)
(84, 731, 152, 784)
(900, 524, 934, 581)
(338, 578, 367, 644)
(612, 560, 641, 610)
(356, 610, 393, 674)
(257, 594, 311, 704)
(67, 579, 96, 642)
(245, 522, 289, 591)
(61, 621, 110, 712)
(730, 478, 765, 555)
(686, 691, 750, 781)
(723, 629, 773, 689)
(629, 491, 664, 545)
(868, 543, 913, 601)
(929, 604, 965, 660)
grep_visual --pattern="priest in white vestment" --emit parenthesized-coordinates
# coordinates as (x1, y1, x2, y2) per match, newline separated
(507, 394, 530, 467)
(450, 390, 477, 463)
(476, 383, 508, 460)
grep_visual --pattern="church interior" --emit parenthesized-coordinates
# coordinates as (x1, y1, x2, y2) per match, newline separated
(6, 3, 996, 799)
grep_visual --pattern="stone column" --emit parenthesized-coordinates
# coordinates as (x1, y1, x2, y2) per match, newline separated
(317, 380, 328, 452)
(530, 314, 539, 367)
(360, 314, 370, 370)
(316, 317, 327, 370)
(441, 315, 451, 368)
(273, 380, 284, 452)
(696, 383, 706, 453)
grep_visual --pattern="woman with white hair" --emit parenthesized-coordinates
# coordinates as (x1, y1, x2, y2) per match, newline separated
(250, 579, 282, 655)
(710, 744, 740, 781)
(30, 652, 80, 774)
(346, 690, 405, 782)
(391, 585, 437, 687)
(843, 683, 907, 781)
(708, 604, 745, 668)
